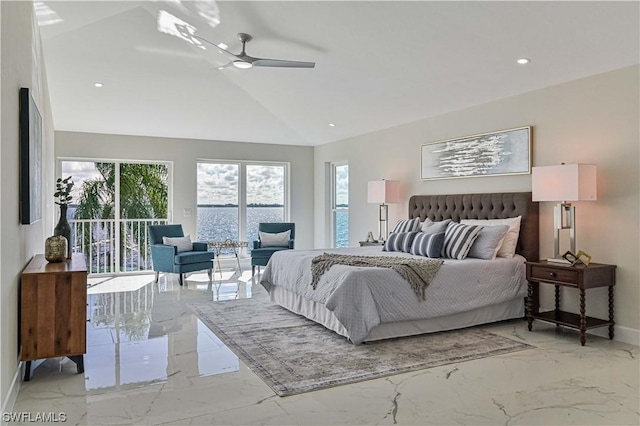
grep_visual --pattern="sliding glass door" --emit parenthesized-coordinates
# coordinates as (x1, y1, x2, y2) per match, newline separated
(60, 160, 170, 274)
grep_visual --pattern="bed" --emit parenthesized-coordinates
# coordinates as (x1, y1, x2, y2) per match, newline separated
(260, 192, 539, 344)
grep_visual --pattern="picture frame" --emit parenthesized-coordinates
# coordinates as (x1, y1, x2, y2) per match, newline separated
(420, 126, 531, 180)
(19, 87, 43, 224)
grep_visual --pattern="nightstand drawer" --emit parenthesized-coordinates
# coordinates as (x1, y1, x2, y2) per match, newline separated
(529, 266, 578, 284)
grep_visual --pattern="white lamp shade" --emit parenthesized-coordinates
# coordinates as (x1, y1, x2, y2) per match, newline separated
(532, 164, 597, 202)
(367, 180, 401, 204)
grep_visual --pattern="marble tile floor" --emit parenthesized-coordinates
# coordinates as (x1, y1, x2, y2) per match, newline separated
(11, 269, 640, 426)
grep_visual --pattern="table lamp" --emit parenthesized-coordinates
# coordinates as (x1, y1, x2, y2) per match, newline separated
(531, 164, 597, 263)
(367, 180, 400, 242)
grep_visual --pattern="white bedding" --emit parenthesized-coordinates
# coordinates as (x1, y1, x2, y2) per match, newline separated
(260, 246, 527, 344)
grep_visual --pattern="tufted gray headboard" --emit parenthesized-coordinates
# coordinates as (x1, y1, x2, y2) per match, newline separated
(408, 192, 539, 262)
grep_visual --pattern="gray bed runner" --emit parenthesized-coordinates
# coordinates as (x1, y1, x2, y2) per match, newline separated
(311, 253, 443, 300)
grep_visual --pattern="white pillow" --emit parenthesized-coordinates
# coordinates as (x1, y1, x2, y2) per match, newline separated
(163, 235, 192, 253)
(467, 225, 510, 260)
(461, 216, 522, 258)
(259, 230, 291, 247)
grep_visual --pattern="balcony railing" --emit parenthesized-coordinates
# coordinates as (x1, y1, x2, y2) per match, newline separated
(70, 218, 168, 275)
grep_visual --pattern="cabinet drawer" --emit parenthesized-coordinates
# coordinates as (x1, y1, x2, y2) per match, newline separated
(530, 266, 578, 284)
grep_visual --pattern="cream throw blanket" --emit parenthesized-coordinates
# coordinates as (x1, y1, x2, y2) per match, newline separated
(311, 253, 444, 300)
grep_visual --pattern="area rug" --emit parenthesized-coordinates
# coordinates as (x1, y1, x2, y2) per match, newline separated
(188, 298, 533, 396)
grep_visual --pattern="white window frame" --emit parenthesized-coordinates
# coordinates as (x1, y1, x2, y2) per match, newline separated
(196, 159, 290, 244)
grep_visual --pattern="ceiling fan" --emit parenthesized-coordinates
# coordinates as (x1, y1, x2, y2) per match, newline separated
(194, 33, 316, 70)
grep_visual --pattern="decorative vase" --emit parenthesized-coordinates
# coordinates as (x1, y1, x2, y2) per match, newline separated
(54, 204, 72, 259)
(45, 235, 67, 262)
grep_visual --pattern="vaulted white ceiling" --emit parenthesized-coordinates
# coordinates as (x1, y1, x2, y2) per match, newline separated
(39, 1, 639, 146)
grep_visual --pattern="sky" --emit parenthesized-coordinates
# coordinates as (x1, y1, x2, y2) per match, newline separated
(62, 161, 286, 206)
(197, 163, 285, 205)
(335, 164, 349, 206)
(61, 161, 101, 201)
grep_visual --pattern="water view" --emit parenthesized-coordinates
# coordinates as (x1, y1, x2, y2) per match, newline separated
(197, 206, 349, 249)
(197, 206, 283, 252)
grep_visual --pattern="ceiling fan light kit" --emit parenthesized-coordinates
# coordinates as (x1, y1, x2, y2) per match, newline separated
(233, 61, 253, 69)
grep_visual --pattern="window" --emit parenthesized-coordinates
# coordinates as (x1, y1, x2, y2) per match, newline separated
(197, 161, 288, 251)
(331, 162, 349, 248)
(196, 163, 239, 243)
(60, 160, 170, 274)
(246, 164, 286, 247)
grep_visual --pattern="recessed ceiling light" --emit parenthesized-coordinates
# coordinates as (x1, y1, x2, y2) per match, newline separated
(217, 43, 228, 50)
(94, 82, 103, 87)
(516, 58, 531, 65)
(329, 123, 336, 127)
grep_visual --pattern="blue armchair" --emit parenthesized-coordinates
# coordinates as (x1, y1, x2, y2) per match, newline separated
(149, 224, 214, 286)
(251, 223, 295, 276)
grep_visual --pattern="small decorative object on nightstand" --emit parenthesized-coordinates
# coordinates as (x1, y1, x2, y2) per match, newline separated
(525, 260, 616, 346)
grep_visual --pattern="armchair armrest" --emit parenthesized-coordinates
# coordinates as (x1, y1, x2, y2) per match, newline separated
(192, 241, 208, 252)
(150, 244, 177, 271)
(288, 239, 295, 249)
(253, 240, 260, 250)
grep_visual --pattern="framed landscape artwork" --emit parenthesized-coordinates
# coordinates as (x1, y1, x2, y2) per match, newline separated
(19, 87, 43, 224)
(420, 126, 531, 180)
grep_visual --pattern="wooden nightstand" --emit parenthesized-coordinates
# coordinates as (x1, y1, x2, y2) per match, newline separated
(525, 260, 616, 346)
(359, 241, 384, 247)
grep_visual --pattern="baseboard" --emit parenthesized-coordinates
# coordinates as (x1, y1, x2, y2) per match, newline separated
(588, 325, 640, 347)
(1, 362, 23, 426)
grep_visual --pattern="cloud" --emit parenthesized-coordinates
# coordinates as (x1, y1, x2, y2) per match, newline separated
(197, 163, 285, 205)
(61, 161, 102, 201)
(335, 165, 349, 205)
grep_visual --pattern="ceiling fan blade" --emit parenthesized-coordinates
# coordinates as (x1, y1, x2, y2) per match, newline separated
(216, 62, 236, 70)
(252, 58, 316, 68)
(192, 35, 240, 61)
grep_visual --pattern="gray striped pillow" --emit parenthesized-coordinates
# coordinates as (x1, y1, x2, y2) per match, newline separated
(383, 231, 419, 253)
(442, 223, 482, 260)
(410, 232, 445, 258)
(391, 218, 421, 233)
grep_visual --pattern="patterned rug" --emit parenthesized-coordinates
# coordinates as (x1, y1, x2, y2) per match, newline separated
(188, 297, 533, 397)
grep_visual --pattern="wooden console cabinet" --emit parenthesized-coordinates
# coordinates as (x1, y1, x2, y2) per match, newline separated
(20, 253, 87, 381)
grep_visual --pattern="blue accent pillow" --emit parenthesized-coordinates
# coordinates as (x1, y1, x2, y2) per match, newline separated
(391, 218, 421, 233)
(383, 231, 419, 253)
(442, 223, 482, 260)
(410, 232, 445, 258)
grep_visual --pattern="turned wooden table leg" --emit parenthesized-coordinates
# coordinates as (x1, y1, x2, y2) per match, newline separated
(554, 285, 561, 328)
(527, 282, 533, 331)
(608, 286, 615, 340)
(579, 289, 587, 346)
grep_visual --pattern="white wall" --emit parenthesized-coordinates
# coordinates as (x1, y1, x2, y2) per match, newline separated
(1, 0, 55, 412)
(55, 132, 315, 249)
(314, 66, 640, 341)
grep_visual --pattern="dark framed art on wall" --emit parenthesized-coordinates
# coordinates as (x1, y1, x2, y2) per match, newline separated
(19, 87, 43, 224)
